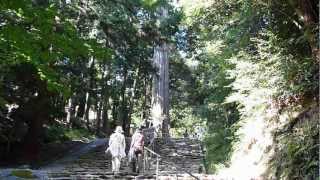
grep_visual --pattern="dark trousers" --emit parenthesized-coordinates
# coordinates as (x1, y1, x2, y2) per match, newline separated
(131, 150, 143, 173)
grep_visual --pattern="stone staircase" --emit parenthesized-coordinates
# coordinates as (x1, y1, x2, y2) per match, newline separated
(152, 138, 205, 176)
(45, 138, 206, 179)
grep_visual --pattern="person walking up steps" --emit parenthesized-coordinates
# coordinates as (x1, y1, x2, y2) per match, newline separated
(129, 127, 144, 173)
(106, 126, 126, 174)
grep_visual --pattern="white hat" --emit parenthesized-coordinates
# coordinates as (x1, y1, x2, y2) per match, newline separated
(115, 126, 124, 133)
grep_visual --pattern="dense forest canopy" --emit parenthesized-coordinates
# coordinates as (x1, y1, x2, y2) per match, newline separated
(0, 0, 318, 179)
(0, 0, 181, 160)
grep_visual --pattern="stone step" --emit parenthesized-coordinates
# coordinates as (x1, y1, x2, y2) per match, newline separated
(46, 138, 204, 179)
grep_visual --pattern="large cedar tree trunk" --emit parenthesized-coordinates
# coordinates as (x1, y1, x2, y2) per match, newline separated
(10, 63, 53, 162)
(19, 80, 52, 161)
(151, 43, 170, 137)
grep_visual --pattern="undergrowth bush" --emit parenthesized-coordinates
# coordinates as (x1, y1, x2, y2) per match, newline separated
(43, 125, 95, 143)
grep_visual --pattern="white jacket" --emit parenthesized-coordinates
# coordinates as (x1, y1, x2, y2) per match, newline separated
(107, 132, 126, 158)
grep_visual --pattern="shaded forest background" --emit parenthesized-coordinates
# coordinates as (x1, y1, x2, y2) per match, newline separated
(0, 0, 318, 179)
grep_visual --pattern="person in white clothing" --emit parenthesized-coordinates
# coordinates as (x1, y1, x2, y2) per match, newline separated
(106, 126, 126, 173)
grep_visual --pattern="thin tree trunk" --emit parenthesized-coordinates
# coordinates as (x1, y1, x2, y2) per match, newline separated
(66, 95, 76, 127)
(76, 93, 86, 118)
(83, 92, 91, 131)
(126, 68, 140, 136)
(119, 67, 128, 133)
(112, 99, 118, 125)
(95, 100, 102, 135)
(102, 97, 110, 135)
(66, 97, 72, 125)
(142, 76, 148, 120)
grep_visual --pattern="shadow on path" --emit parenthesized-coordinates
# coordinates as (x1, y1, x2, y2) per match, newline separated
(41, 138, 107, 171)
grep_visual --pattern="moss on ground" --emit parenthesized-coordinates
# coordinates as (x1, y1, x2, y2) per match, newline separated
(11, 169, 35, 179)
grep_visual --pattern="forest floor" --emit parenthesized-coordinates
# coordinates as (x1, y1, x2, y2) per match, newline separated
(0, 139, 95, 168)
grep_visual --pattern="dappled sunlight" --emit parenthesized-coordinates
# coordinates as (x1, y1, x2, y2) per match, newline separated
(151, 102, 162, 127)
(178, 0, 214, 23)
(0, 0, 318, 179)
(205, 40, 226, 56)
(217, 115, 276, 179)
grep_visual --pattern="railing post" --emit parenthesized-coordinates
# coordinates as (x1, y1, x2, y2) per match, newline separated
(156, 156, 159, 180)
(143, 150, 146, 172)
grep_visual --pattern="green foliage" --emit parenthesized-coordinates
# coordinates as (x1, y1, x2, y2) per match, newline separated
(11, 169, 35, 178)
(269, 107, 319, 179)
(64, 128, 95, 141)
(44, 125, 95, 143)
(178, 0, 318, 176)
(204, 122, 239, 172)
(0, 0, 111, 95)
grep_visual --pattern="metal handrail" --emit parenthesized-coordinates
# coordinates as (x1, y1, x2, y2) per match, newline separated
(144, 146, 160, 157)
(143, 145, 200, 180)
(144, 146, 161, 179)
(141, 128, 200, 179)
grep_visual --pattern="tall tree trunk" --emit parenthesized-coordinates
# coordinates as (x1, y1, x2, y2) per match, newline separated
(126, 68, 140, 136)
(119, 67, 128, 134)
(76, 93, 86, 118)
(95, 100, 102, 136)
(10, 63, 53, 162)
(23, 119, 41, 161)
(23, 109, 43, 161)
(112, 99, 118, 126)
(151, 6, 170, 137)
(142, 76, 148, 120)
(83, 91, 91, 131)
(83, 57, 95, 131)
(22, 82, 52, 161)
(66, 95, 76, 127)
(102, 96, 110, 135)
(101, 65, 112, 135)
(151, 43, 170, 137)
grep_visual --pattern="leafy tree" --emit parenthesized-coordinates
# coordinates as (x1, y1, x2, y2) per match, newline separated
(0, 0, 181, 163)
(177, 0, 318, 177)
